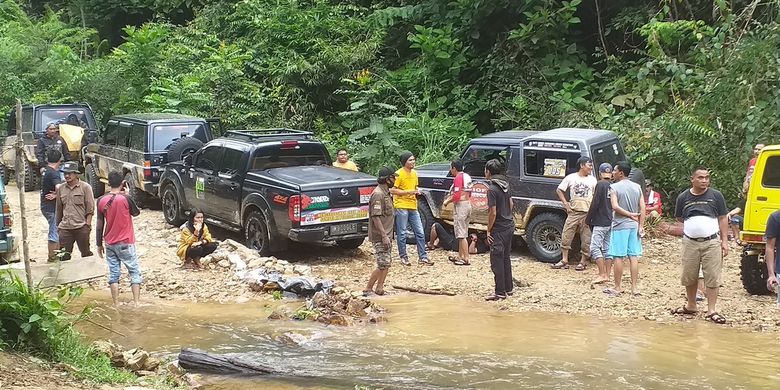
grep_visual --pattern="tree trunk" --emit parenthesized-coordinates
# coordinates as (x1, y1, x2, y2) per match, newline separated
(178, 348, 275, 375)
(392, 285, 456, 296)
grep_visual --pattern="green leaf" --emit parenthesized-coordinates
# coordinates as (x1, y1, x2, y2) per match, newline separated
(28, 314, 41, 323)
(611, 95, 627, 107)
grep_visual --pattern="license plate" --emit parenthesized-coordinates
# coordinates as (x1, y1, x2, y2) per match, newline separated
(331, 223, 357, 236)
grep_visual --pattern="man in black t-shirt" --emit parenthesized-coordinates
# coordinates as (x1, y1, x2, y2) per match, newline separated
(40, 149, 63, 262)
(586, 162, 614, 285)
(485, 159, 514, 301)
(673, 167, 729, 324)
(764, 211, 780, 296)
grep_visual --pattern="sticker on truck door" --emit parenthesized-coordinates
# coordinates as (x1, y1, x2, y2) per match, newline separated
(195, 177, 205, 200)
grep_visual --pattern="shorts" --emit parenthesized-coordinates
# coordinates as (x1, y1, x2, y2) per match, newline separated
(589, 226, 612, 260)
(729, 215, 743, 229)
(42, 210, 58, 242)
(105, 243, 143, 285)
(607, 228, 643, 258)
(681, 237, 721, 288)
(453, 202, 471, 239)
(372, 241, 392, 270)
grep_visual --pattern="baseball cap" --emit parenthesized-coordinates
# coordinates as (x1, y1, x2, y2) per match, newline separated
(61, 161, 79, 173)
(598, 162, 613, 174)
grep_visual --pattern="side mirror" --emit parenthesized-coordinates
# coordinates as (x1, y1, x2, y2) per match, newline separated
(183, 154, 193, 166)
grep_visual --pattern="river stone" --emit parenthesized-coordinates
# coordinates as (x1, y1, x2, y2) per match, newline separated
(346, 299, 369, 317)
(311, 291, 330, 308)
(268, 307, 290, 320)
(331, 287, 346, 295)
(319, 313, 352, 326)
(248, 280, 264, 292)
(124, 348, 150, 371)
(247, 258, 264, 268)
(264, 261, 274, 268)
(166, 361, 184, 377)
(293, 265, 311, 275)
(277, 259, 289, 266)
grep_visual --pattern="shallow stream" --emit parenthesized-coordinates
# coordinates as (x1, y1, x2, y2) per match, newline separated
(77, 292, 780, 389)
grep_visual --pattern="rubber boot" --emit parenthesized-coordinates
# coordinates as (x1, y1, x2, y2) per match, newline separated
(47, 242, 59, 263)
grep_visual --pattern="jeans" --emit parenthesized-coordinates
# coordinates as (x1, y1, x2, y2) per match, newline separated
(395, 209, 428, 261)
(41, 210, 58, 242)
(105, 243, 142, 285)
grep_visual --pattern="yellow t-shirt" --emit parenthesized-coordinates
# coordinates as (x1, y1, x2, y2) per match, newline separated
(333, 160, 358, 171)
(393, 168, 418, 210)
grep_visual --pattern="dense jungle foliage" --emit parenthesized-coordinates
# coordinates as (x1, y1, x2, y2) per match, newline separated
(1, 0, 779, 208)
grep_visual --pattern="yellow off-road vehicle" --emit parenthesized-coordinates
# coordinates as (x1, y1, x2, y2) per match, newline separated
(740, 144, 780, 295)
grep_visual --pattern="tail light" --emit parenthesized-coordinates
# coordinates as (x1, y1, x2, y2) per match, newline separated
(741, 233, 765, 243)
(288, 195, 301, 222)
(143, 160, 151, 178)
(2, 202, 11, 227)
(280, 141, 299, 150)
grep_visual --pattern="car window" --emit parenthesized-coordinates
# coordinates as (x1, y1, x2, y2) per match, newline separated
(591, 141, 626, 169)
(460, 146, 509, 178)
(152, 124, 207, 151)
(37, 109, 91, 133)
(129, 124, 145, 151)
(7, 110, 16, 136)
(103, 122, 118, 145)
(195, 146, 222, 173)
(524, 149, 582, 178)
(116, 123, 131, 148)
(762, 156, 780, 188)
(219, 148, 246, 176)
(250, 143, 330, 170)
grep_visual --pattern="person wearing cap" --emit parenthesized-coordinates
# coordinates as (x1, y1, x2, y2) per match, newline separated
(585, 162, 614, 285)
(644, 180, 662, 221)
(55, 161, 95, 260)
(36, 122, 71, 170)
(391, 152, 432, 266)
(604, 161, 645, 296)
(552, 156, 597, 270)
(364, 167, 396, 296)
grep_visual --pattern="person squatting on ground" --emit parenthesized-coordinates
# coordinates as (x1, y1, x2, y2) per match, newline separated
(585, 162, 614, 285)
(177, 209, 218, 270)
(40, 149, 63, 262)
(485, 159, 514, 301)
(391, 152, 432, 266)
(427, 222, 489, 255)
(552, 156, 597, 271)
(96, 171, 143, 306)
(443, 159, 472, 265)
(55, 161, 94, 260)
(765, 210, 780, 304)
(37, 122, 71, 170)
(364, 167, 396, 296)
(672, 167, 729, 324)
(604, 161, 645, 296)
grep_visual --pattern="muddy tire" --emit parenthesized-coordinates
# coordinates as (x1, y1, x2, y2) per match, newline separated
(21, 159, 39, 192)
(123, 172, 148, 208)
(525, 212, 565, 263)
(167, 137, 204, 163)
(336, 238, 364, 250)
(740, 252, 770, 295)
(161, 184, 185, 226)
(245, 210, 271, 256)
(0, 163, 9, 185)
(85, 163, 104, 198)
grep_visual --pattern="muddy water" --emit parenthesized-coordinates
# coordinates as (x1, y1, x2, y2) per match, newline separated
(76, 292, 780, 389)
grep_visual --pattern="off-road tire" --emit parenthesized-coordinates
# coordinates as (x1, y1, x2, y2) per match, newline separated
(0, 163, 9, 185)
(161, 184, 185, 226)
(21, 159, 39, 192)
(740, 252, 771, 295)
(525, 212, 565, 263)
(336, 238, 364, 250)
(167, 137, 204, 163)
(85, 163, 104, 198)
(404, 200, 434, 245)
(245, 210, 271, 256)
(123, 172, 149, 208)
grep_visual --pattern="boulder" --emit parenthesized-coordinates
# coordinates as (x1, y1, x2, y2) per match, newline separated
(227, 254, 247, 271)
(293, 265, 311, 275)
(318, 313, 352, 326)
(217, 259, 230, 268)
(346, 299, 369, 317)
(166, 361, 184, 377)
(247, 258, 264, 268)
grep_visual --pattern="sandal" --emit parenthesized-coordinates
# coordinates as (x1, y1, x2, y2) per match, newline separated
(550, 261, 569, 270)
(602, 288, 621, 296)
(362, 290, 372, 297)
(705, 312, 726, 324)
(484, 294, 507, 301)
(671, 306, 697, 315)
(448, 256, 458, 263)
(374, 289, 386, 296)
(426, 243, 436, 250)
(574, 263, 587, 271)
(452, 259, 470, 266)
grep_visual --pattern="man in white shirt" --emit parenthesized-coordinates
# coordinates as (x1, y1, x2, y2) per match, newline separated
(551, 156, 597, 271)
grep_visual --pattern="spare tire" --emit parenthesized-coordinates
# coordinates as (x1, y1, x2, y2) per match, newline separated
(167, 137, 204, 163)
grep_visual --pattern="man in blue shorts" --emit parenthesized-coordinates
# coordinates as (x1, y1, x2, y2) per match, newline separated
(605, 161, 645, 296)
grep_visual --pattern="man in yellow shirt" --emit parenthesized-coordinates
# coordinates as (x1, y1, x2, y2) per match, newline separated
(332, 149, 359, 171)
(390, 152, 432, 266)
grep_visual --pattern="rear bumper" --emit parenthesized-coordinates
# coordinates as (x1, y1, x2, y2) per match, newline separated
(288, 221, 370, 243)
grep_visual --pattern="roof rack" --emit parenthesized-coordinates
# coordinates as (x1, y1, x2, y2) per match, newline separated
(223, 128, 314, 142)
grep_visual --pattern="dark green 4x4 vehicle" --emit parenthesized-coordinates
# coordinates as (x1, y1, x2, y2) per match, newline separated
(82, 113, 218, 204)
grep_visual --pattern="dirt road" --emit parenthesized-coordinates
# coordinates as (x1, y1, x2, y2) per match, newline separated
(5, 184, 780, 332)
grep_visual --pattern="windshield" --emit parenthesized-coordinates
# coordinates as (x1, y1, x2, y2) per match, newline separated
(152, 124, 208, 151)
(591, 141, 627, 169)
(37, 109, 94, 133)
(250, 143, 330, 170)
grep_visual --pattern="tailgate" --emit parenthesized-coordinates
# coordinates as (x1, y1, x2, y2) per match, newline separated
(299, 184, 376, 226)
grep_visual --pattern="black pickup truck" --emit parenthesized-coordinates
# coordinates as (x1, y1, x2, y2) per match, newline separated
(157, 129, 377, 254)
(416, 128, 643, 263)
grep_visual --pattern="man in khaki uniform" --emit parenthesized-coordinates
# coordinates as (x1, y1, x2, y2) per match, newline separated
(364, 167, 396, 296)
(55, 161, 95, 260)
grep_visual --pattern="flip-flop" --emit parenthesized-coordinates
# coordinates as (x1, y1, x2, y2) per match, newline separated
(603, 288, 621, 296)
(448, 256, 458, 263)
(452, 259, 470, 266)
(705, 312, 726, 324)
(484, 294, 507, 301)
(574, 263, 587, 271)
(671, 306, 697, 315)
(550, 261, 569, 270)
(374, 289, 386, 296)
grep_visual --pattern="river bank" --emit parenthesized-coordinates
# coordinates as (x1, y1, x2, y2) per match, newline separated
(5, 185, 780, 333)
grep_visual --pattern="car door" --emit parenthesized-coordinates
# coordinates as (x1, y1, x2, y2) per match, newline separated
(184, 144, 223, 212)
(745, 148, 780, 233)
(213, 146, 248, 225)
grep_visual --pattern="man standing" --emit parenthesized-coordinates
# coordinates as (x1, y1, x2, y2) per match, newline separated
(765, 210, 780, 300)
(443, 159, 472, 265)
(644, 180, 663, 221)
(391, 152, 432, 266)
(96, 171, 142, 306)
(605, 161, 645, 296)
(55, 161, 94, 260)
(585, 163, 613, 285)
(40, 149, 63, 262)
(332, 148, 359, 171)
(364, 167, 396, 296)
(672, 167, 729, 324)
(552, 156, 597, 270)
(743, 143, 765, 194)
(485, 159, 514, 301)
(37, 122, 71, 170)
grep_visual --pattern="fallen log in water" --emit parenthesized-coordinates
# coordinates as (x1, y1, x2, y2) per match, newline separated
(178, 348, 275, 375)
(392, 285, 456, 296)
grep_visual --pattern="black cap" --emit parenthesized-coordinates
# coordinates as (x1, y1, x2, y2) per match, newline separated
(61, 161, 79, 173)
(399, 151, 413, 166)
